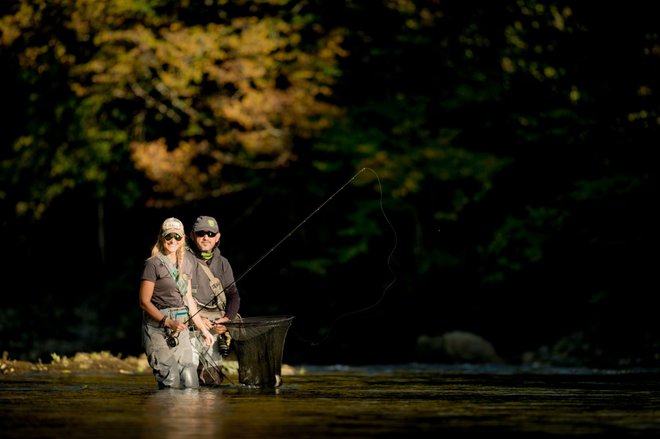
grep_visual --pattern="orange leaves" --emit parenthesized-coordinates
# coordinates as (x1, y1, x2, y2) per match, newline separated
(131, 137, 254, 206)
(0, 1, 34, 47)
(131, 138, 205, 201)
(119, 16, 346, 200)
(2, 0, 347, 205)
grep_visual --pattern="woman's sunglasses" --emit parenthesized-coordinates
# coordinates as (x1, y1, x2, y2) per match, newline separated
(163, 233, 183, 241)
(194, 231, 217, 238)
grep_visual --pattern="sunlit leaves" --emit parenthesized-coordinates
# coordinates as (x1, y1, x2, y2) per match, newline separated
(1, 0, 347, 213)
(72, 11, 345, 204)
(502, 1, 574, 84)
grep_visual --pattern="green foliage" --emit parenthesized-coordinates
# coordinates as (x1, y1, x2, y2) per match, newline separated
(479, 206, 569, 283)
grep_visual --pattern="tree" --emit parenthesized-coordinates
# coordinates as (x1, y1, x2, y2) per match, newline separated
(1, 0, 347, 215)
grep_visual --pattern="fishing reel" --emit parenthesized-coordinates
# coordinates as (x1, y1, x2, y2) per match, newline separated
(165, 332, 179, 348)
(217, 334, 230, 357)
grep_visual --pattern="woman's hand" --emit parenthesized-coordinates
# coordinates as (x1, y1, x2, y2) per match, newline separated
(201, 317, 214, 331)
(165, 319, 187, 333)
(202, 331, 214, 346)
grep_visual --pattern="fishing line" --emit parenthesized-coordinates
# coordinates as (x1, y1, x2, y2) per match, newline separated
(292, 167, 398, 347)
(192, 331, 238, 386)
(186, 167, 368, 323)
(185, 167, 398, 338)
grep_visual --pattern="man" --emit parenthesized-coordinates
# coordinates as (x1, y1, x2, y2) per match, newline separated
(187, 215, 241, 385)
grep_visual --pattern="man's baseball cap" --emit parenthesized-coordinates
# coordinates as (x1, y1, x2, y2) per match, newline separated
(192, 216, 219, 233)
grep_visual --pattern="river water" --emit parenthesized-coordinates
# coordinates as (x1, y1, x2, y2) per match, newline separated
(1, 364, 659, 438)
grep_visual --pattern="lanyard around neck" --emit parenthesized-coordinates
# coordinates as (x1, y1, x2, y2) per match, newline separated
(159, 255, 188, 296)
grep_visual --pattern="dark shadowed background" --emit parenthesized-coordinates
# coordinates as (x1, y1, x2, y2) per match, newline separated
(1, 0, 657, 367)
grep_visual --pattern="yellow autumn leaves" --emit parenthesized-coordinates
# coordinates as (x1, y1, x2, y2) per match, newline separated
(1, 0, 347, 205)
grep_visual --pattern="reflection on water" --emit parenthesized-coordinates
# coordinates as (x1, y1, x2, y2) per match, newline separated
(143, 388, 228, 439)
(1, 364, 659, 438)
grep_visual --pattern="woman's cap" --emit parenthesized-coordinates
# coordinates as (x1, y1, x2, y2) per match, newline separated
(161, 217, 184, 236)
(192, 216, 219, 233)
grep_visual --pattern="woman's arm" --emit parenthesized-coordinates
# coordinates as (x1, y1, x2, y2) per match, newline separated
(139, 280, 161, 323)
(139, 279, 186, 332)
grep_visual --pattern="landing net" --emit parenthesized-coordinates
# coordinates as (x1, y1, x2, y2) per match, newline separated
(224, 315, 294, 388)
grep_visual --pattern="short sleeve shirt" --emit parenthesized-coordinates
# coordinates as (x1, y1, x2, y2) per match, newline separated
(141, 256, 189, 310)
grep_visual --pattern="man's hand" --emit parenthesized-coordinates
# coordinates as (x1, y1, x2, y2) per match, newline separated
(211, 319, 228, 335)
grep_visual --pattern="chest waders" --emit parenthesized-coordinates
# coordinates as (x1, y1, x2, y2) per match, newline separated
(156, 255, 199, 389)
(190, 260, 232, 385)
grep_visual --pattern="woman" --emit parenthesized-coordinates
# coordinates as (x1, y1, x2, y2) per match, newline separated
(139, 217, 214, 389)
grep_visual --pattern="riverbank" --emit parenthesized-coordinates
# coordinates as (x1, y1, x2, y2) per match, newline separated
(0, 351, 151, 375)
(0, 351, 300, 377)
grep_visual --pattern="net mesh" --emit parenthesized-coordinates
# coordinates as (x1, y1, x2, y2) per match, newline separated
(224, 315, 294, 388)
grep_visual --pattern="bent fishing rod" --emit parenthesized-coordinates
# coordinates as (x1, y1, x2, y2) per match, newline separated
(184, 167, 371, 325)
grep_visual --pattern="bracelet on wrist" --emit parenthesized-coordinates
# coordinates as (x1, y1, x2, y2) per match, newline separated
(159, 316, 167, 327)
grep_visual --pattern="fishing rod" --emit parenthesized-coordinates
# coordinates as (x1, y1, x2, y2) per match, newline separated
(184, 167, 371, 325)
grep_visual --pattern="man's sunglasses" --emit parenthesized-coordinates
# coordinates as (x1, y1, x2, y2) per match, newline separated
(163, 233, 183, 241)
(194, 231, 217, 238)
